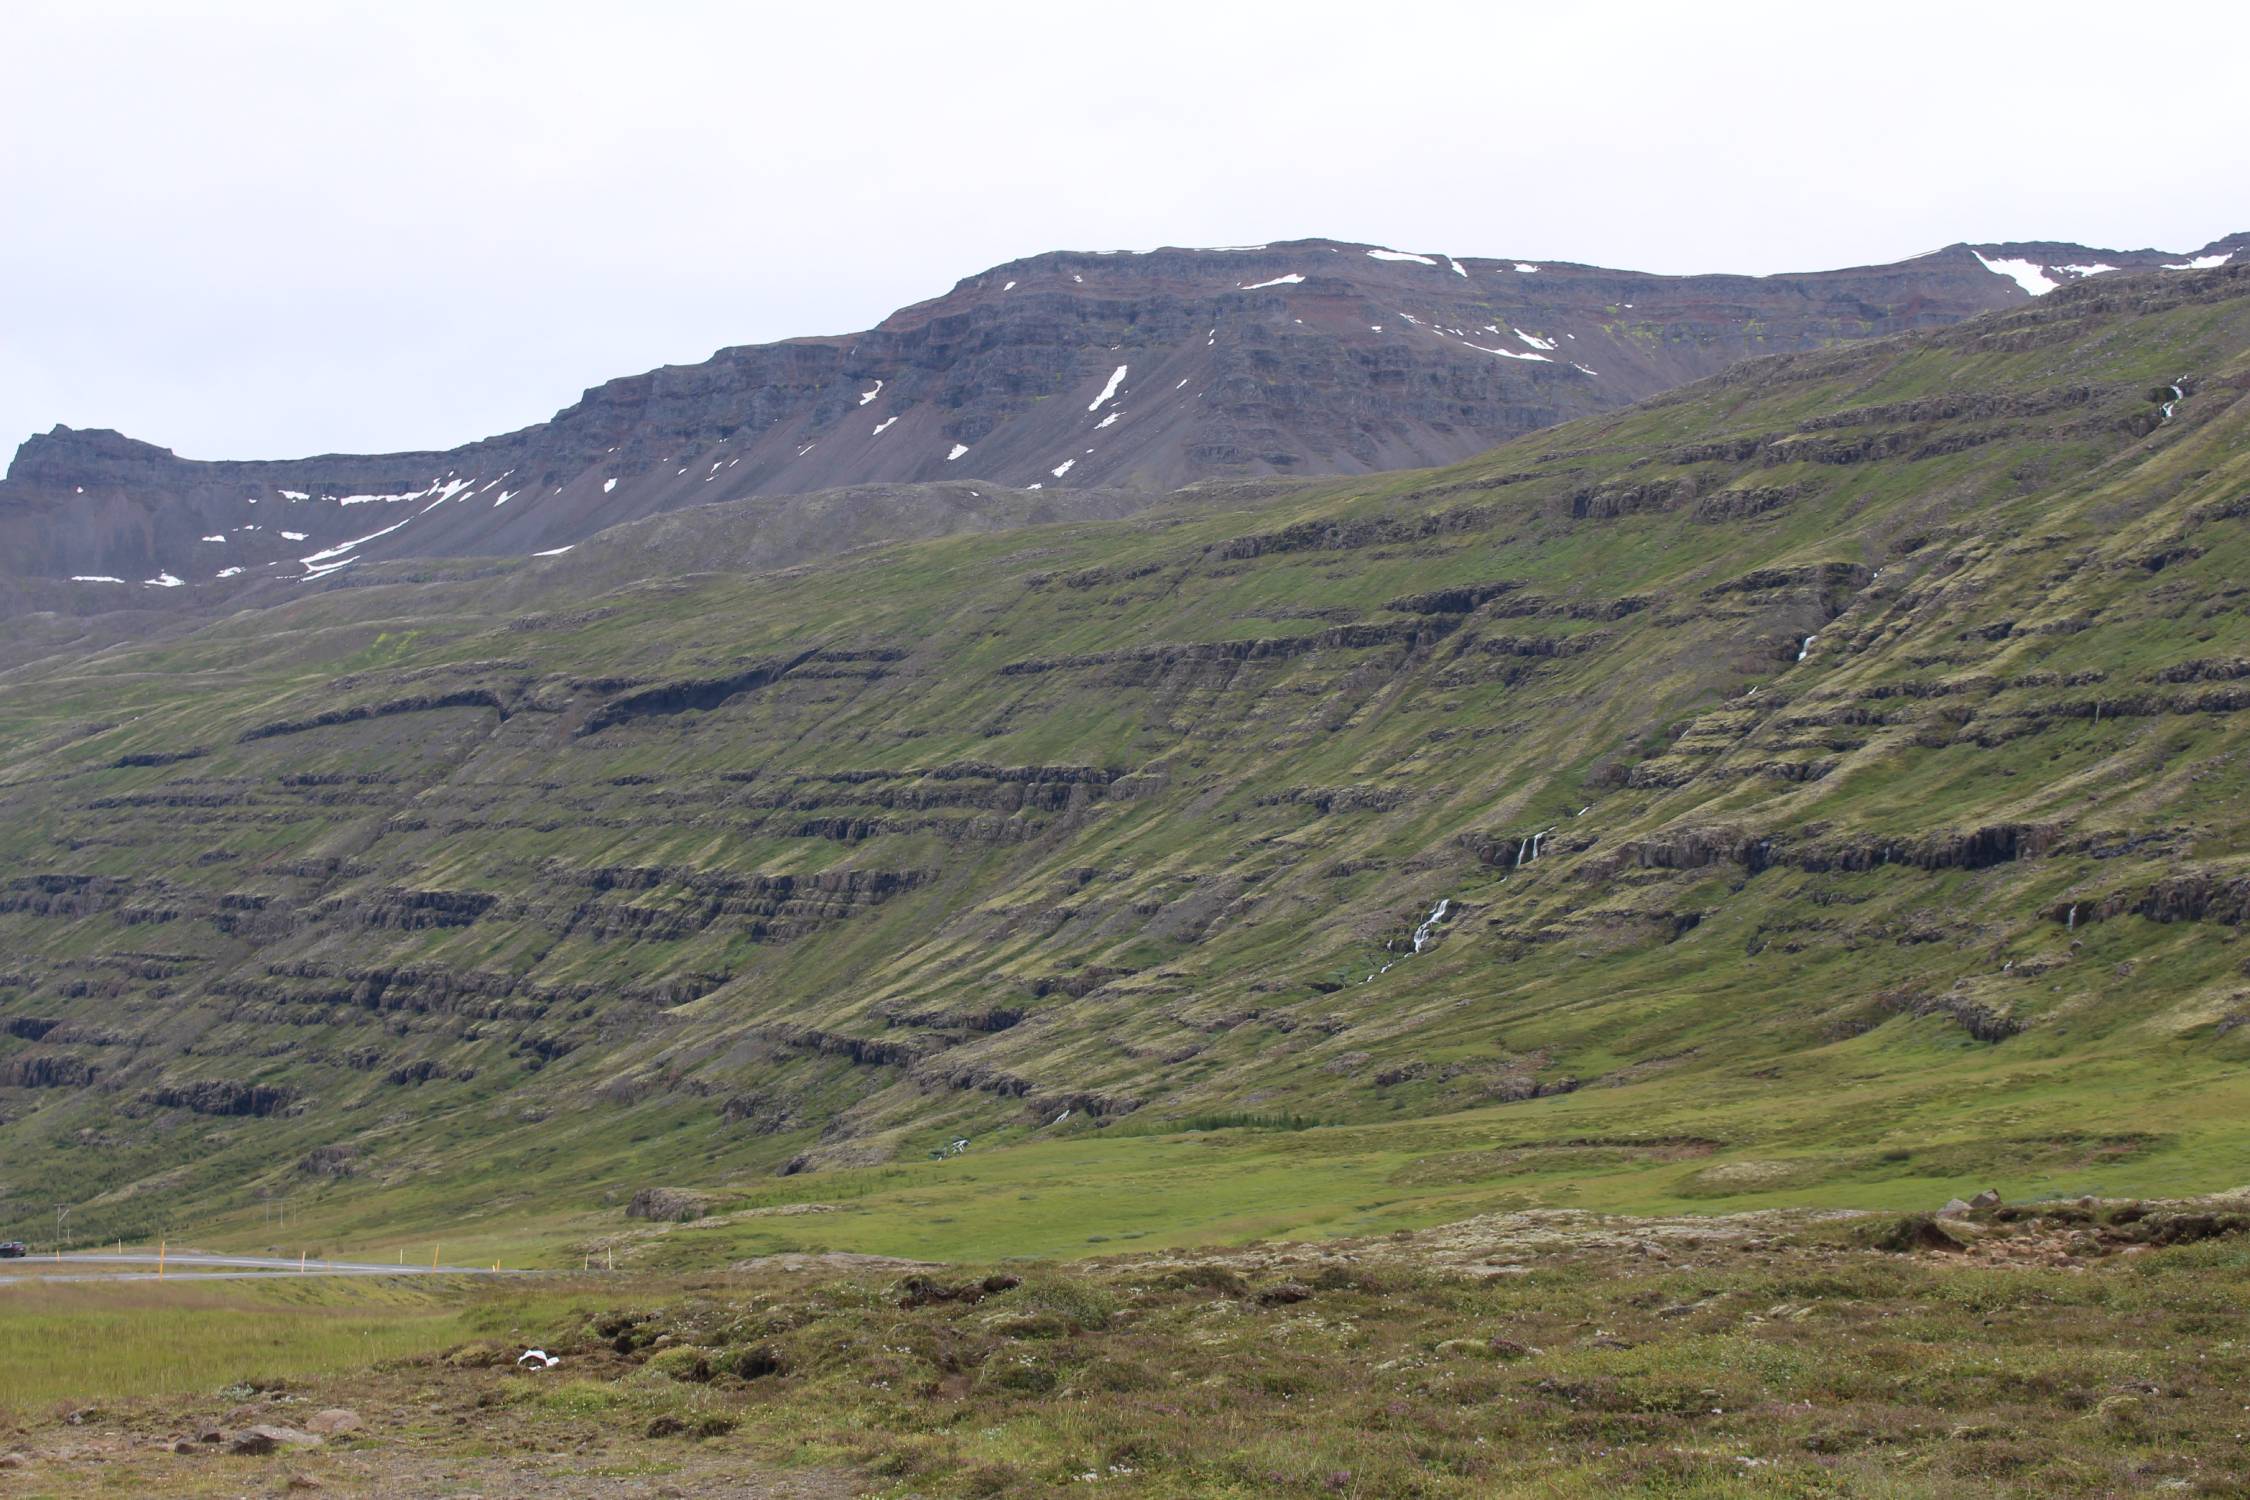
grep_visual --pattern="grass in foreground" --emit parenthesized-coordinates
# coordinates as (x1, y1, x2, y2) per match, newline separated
(0, 1276, 576, 1411)
(5, 1198, 2249, 1496)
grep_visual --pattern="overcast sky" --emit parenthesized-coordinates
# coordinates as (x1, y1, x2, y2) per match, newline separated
(5, 0, 2243, 462)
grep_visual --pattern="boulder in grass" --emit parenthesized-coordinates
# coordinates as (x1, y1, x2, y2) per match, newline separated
(229, 1425, 322, 1455)
(626, 1187, 713, 1222)
(305, 1409, 362, 1436)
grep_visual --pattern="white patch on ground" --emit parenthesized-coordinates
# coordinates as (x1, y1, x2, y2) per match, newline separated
(2164, 252, 2233, 270)
(532, 545, 574, 557)
(494, 489, 516, 506)
(1461, 340, 1550, 361)
(1026, 482, 1043, 490)
(280, 530, 307, 541)
(1972, 251, 2059, 296)
(1096, 411, 1120, 429)
(1175, 378, 1189, 389)
(947, 443, 969, 461)
(1238, 273, 1304, 290)
(1445, 256, 1469, 277)
(302, 516, 411, 567)
(215, 566, 243, 578)
(1370, 325, 1383, 332)
(1003, 280, 1016, 290)
(200, 534, 224, 543)
(1366, 248, 1437, 265)
(1088, 365, 1128, 412)
(602, 478, 619, 493)
(796, 442, 817, 456)
(300, 556, 358, 581)
(2058, 263, 2117, 277)
(1051, 458, 1076, 478)
(872, 416, 899, 435)
(1513, 263, 1540, 273)
(1572, 362, 1599, 377)
(278, 489, 309, 501)
(70, 575, 124, 583)
(1513, 328, 1558, 351)
(331, 484, 427, 507)
(143, 572, 184, 587)
(859, 380, 883, 405)
(1072, 273, 1083, 283)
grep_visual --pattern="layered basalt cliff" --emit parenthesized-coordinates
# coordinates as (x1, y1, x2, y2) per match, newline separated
(0, 265, 2246, 1236)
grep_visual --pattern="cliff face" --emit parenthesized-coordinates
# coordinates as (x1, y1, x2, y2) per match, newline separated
(0, 264, 2245, 1237)
(7, 233, 2241, 592)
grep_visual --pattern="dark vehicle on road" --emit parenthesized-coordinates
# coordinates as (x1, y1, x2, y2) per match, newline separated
(0, 1241, 26, 1258)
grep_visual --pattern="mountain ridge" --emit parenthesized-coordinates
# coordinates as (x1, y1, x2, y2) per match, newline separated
(6, 232, 2240, 593)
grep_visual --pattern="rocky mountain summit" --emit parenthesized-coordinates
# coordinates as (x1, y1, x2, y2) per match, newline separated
(6, 233, 2241, 594)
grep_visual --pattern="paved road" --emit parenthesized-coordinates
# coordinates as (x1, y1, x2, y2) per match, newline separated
(0, 1250, 522, 1284)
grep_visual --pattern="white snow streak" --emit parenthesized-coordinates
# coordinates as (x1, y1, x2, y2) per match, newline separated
(602, 478, 618, 493)
(1238, 273, 1305, 290)
(1051, 458, 1075, 478)
(301, 516, 411, 567)
(2164, 252, 2233, 270)
(947, 443, 969, 461)
(1513, 328, 1558, 351)
(872, 416, 899, 435)
(859, 380, 883, 405)
(532, 545, 574, 557)
(70, 575, 124, 583)
(1461, 340, 1549, 362)
(1366, 248, 1437, 265)
(1972, 251, 2059, 296)
(1088, 365, 1128, 412)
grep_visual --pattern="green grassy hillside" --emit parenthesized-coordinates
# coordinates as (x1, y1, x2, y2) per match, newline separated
(1, 265, 2246, 1262)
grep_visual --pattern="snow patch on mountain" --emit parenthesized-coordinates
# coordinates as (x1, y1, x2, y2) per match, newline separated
(1973, 251, 2059, 296)
(1088, 365, 1128, 413)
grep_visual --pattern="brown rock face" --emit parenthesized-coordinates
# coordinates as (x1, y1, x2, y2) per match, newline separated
(7, 233, 2238, 592)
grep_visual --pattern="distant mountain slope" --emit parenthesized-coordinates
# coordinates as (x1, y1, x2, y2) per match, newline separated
(0, 263, 2246, 1243)
(5, 233, 2241, 592)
